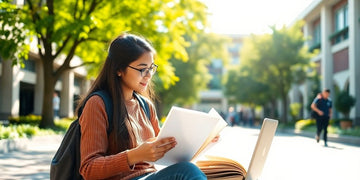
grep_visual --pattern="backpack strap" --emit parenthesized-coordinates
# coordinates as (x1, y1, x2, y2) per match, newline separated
(78, 91, 150, 133)
(133, 93, 151, 120)
(78, 90, 113, 134)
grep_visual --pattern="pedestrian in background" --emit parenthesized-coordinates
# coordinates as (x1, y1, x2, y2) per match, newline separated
(311, 88, 332, 147)
(53, 92, 60, 119)
(77, 33, 207, 179)
(226, 106, 236, 126)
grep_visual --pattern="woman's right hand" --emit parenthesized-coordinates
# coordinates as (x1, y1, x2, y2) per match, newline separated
(127, 137, 177, 165)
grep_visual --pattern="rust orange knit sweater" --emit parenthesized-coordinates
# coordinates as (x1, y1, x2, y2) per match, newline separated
(79, 95, 160, 180)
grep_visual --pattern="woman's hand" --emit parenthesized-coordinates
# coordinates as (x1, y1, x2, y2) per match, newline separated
(127, 137, 177, 165)
(211, 134, 220, 143)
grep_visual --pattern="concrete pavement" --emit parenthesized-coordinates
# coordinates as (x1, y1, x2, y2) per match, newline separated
(0, 126, 359, 179)
(0, 135, 63, 180)
(279, 128, 360, 146)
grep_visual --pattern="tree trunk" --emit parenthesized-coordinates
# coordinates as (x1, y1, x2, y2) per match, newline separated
(281, 93, 288, 123)
(270, 99, 277, 118)
(39, 58, 56, 128)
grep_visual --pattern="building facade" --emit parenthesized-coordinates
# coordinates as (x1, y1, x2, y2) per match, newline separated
(0, 53, 91, 119)
(194, 34, 246, 114)
(0, 0, 92, 120)
(291, 0, 360, 123)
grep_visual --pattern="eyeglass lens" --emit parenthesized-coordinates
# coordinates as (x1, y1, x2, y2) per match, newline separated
(141, 65, 157, 77)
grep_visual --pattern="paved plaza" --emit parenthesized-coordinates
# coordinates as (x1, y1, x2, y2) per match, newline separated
(1, 126, 360, 180)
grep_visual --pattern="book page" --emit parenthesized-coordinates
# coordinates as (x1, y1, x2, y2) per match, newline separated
(196, 155, 247, 180)
(155, 106, 225, 166)
(191, 108, 228, 160)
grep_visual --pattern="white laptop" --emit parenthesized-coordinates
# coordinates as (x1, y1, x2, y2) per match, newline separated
(245, 118, 278, 180)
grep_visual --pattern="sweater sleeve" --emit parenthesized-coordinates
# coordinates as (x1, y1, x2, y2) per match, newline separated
(79, 96, 132, 179)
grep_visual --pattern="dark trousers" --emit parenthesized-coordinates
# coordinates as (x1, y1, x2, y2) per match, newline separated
(316, 116, 329, 143)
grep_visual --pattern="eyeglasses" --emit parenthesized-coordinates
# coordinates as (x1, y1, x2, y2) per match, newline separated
(127, 64, 158, 77)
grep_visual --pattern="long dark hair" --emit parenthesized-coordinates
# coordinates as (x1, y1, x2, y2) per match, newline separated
(76, 33, 156, 151)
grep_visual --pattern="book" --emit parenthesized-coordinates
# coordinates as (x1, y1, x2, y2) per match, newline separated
(197, 118, 279, 180)
(195, 155, 246, 180)
(154, 106, 247, 179)
(155, 106, 228, 166)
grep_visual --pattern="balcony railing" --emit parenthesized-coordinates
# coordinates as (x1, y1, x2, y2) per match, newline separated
(308, 42, 321, 52)
(329, 27, 349, 45)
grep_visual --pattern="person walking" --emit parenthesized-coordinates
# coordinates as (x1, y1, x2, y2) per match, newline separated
(53, 92, 60, 119)
(77, 33, 208, 180)
(311, 88, 332, 147)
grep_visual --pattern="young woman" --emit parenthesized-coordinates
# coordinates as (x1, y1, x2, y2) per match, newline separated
(77, 33, 207, 180)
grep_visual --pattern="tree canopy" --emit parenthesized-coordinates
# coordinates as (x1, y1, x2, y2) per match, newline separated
(157, 33, 229, 115)
(225, 21, 313, 122)
(0, 0, 210, 128)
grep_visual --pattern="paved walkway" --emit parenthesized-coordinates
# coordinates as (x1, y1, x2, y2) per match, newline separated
(279, 128, 360, 146)
(0, 127, 359, 179)
(0, 135, 63, 180)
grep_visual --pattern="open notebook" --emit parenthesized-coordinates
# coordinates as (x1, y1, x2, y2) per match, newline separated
(196, 118, 278, 180)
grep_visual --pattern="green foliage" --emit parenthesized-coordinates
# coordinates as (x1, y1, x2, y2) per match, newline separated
(290, 103, 302, 121)
(225, 21, 314, 122)
(0, 119, 72, 140)
(294, 119, 360, 137)
(335, 91, 356, 118)
(157, 33, 229, 115)
(54, 119, 73, 131)
(341, 126, 360, 136)
(306, 73, 321, 112)
(0, 0, 30, 62)
(295, 119, 316, 130)
(8, 114, 42, 125)
(224, 66, 272, 106)
(0, 124, 40, 139)
(1, 0, 211, 128)
(9, 0, 210, 88)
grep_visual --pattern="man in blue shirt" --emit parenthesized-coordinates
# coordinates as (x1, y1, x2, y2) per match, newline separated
(311, 88, 332, 147)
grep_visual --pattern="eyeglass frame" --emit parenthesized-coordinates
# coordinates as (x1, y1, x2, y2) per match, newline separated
(127, 63, 158, 77)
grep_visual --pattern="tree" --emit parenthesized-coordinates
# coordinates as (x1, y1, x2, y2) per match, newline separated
(0, 0, 209, 128)
(0, 1, 30, 63)
(335, 91, 356, 119)
(157, 33, 229, 115)
(224, 65, 278, 119)
(236, 21, 313, 123)
(225, 66, 271, 106)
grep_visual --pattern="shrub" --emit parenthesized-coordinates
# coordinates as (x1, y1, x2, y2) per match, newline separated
(335, 91, 356, 119)
(0, 126, 18, 139)
(8, 114, 41, 125)
(16, 124, 40, 137)
(0, 124, 41, 139)
(0, 124, 64, 140)
(295, 119, 316, 130)
(290, 103, 302, 121)
(54, 119, 74, 131)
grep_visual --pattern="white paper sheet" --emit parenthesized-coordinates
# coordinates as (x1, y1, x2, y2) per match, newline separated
(155, 106, 227, 166)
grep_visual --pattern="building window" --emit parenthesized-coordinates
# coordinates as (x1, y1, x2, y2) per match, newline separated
(208, 59, 223, 90)
(330, 3, 349, 44)
(21, 58, 36, 72)
(313, 23, 321, 45)
(309, 22, 321, 52)
(74, 76, 81, 88)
